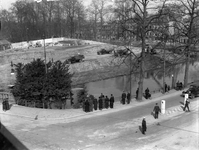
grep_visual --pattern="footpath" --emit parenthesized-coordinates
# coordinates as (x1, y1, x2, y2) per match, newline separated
(0, 89, 191, 122)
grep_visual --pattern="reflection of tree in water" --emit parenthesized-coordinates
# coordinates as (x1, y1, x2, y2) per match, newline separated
(115, 76, 126, 92)
(188, 62, 199, 81)
(114, 73, 139, 92)
(114, 59, 199, 92)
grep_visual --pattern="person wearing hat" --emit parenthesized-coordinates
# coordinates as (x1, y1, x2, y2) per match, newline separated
(153, 103, 161, 119)
(109, 94, 115, 108)
(121, 91, 126, 105)
(184, 98, 190, 112)
(2, 99, 6, 111)
(142, 117, 147, 134)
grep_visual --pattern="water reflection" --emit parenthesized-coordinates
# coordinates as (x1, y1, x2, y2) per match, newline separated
(86, 62, 199, 100)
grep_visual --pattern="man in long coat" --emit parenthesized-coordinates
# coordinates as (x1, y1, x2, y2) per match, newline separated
(98, 97, 103, 110)
(153, 103, 161, 119)
(93, 97, 98, 111)
(142, 117, 147, 134)
(105, 96, 109, 109)
(136, 88, 139, 99)
(110, 94, 115, 108)
(121, 91, 126, 104)
(2, 99, 6, 111)
(88, 95, 93, 112)
(84, 99, 90, 113)
(102, 95, 106, 109)
(127, 92, 131, 104)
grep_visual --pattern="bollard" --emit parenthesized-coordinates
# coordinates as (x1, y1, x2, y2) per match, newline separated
(161, 100, 166, 114)
(184, 94, 189, 105)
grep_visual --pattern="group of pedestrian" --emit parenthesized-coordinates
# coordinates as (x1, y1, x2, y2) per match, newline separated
(141, 97, 191, 135)
(121, 91, 131, 104)
(141, 102, 161, 135)
(176, 81, 183, 90)
(2, 98, 10, 111)
(144, 88, 151, 99)
(83, 93, 115, 113)
(136, 87, 151, 100)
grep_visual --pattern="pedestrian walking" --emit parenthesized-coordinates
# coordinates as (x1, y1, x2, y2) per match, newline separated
(184, 98, 190, 112)
(142, 117, 147, 134)
(110, 94, 115, 108)
(127, 92, 131, 104)
(121, 91, 126, 104)
(98, 97, 103, 110)
(105, 96, 109, 109)
(153, 103, 161, 119)
(93, 97, 98, 111)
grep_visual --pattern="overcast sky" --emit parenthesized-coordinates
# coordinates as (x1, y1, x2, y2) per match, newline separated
(0, 0, 16, 9)
(0, 0, 92, 10)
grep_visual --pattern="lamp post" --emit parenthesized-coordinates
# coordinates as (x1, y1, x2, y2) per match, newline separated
(43, 34, 47, 75)
(171, 74, 175, 89)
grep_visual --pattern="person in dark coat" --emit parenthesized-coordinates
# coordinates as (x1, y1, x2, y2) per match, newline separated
(136, 88, 139, 99)
(102, 95, 105, 109)
(88, 95, 93, 112)
(184, 98, 190, 112)
(5, 98, 9, 111)
(179, 82, 183, 90)
(127, 92, 131, 104)
(165, 83, 168, 92)
(142, 117, 147, 134)
(84, 99, 90, 113)
(100, 93, 104, 98)
(109, 94, 115, 108)
(93, 97, 98, 111)
(167, 85, 170, 92)
(98, 97, 103, 110)
(121, 91, 126, 104)
(145, 88, 150, 99)
(105, 96, 109, 109)
(2, 99, 6, 112)
(153, 103, 161, 119)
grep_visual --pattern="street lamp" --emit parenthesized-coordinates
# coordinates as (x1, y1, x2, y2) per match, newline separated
(42, 34, 47, 75)
(171, 74, 175, 89)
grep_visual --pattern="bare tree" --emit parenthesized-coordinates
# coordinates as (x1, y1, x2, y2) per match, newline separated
(114, 0, 170, 100)
(169, 0, 199, 87)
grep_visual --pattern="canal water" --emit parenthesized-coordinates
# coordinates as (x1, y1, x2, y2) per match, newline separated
(86, 61, 199, 100)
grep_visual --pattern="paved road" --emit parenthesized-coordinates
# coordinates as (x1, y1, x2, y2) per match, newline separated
(1, 94, 198, 150)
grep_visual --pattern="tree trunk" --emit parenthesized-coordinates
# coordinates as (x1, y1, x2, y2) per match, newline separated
(137, 2, 147, 101)
(184, 52, 190, 87)
(138, 59, 144, 100)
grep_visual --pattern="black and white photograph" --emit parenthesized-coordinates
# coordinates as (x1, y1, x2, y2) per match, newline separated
(0, 0, 199, 150)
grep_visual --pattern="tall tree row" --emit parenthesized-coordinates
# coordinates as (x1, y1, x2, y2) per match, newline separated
(0, 0, 89, 42)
